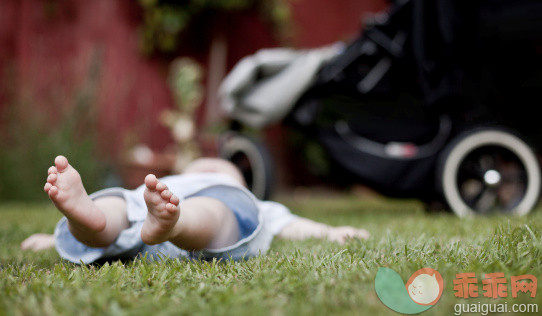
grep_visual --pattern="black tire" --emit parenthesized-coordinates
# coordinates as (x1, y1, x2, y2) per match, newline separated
(219, 133, 274, 200)
(436, 127, 541, 216)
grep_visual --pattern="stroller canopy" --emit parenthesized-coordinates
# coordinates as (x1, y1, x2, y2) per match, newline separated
(219, 45, 341, 128)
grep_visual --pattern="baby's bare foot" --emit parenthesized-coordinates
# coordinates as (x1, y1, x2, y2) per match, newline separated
(44, 156, 106, 232)
(141, 174, 181, 245)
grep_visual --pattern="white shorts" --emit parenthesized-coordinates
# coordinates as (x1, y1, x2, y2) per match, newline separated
(54, 173, 297, 263)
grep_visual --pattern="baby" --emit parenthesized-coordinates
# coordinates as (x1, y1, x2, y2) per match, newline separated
(22, 156, 369, 263)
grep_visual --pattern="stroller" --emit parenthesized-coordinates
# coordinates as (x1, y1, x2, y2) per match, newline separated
(218, 0, 542, 217)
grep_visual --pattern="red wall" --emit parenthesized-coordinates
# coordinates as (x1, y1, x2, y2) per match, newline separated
(291, 0, 387, 47)
(0, 0, 175, 154)
(0, 0, 387, 160)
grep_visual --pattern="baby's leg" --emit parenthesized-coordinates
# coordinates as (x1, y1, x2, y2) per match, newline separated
(44, 156, 129, 248)
(277, 217, 370, 244)
(141, 175, 240, 250)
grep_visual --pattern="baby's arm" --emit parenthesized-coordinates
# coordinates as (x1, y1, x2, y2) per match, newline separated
(21, 233, 55, 251)
(277, 217, 369, 244)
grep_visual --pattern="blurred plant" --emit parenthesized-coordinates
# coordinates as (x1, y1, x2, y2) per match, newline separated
(137, 0, 293, 55)
(0, 52, 109, 201)
(160, 57, 204, 171)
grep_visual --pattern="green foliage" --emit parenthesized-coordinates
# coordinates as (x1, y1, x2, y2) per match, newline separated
(0, 54, 109, 202)
(2, 197, 542, 315)
(138, 0, 293, 55)
(0, 105, 108, 202)
(168, 57, 204, 113)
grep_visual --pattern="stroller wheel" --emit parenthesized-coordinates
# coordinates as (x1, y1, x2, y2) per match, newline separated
(219, 133, 274, 200)
(437, 127, 541, 216)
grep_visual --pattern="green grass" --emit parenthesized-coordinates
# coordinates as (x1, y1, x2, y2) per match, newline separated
(1, 195, 542, 315)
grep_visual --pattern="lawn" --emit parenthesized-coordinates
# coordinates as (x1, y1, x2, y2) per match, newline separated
(1, 194, 542, 315)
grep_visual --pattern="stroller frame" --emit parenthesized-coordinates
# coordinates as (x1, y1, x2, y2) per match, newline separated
(219, 0, 542, 216)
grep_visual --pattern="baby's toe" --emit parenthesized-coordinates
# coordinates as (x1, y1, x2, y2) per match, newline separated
(161, 190, 172, 200)
(47, 173, 57, 184)
(54, 155, 69, 172)
(144, 174, 158, 190)
(48, 166, 57, 175)
(48, 186, 59, 198)
(165, 203, 178, 213)
(156, 181, 167, 192)
(169, 195, 180, 206)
